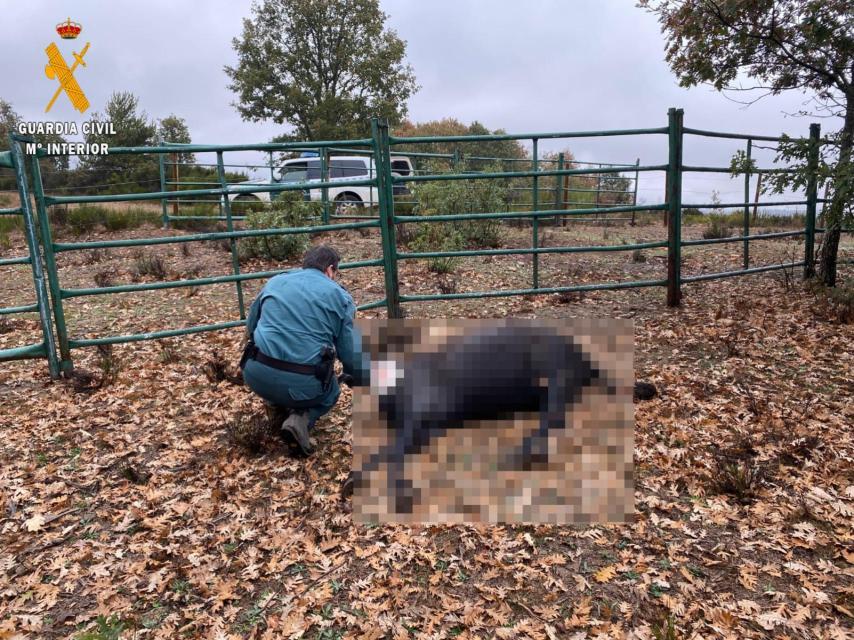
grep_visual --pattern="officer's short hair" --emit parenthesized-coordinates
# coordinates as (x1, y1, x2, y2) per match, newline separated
(302, 245, 341, 272)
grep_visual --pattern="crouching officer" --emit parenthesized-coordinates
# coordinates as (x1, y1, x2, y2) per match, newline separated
(240, 245, 366, 456)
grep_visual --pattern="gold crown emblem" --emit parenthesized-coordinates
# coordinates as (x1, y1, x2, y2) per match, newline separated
(56, 17, 82, 40)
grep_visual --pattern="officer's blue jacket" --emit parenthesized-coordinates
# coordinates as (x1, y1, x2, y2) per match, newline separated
(245, 268, 367, 404)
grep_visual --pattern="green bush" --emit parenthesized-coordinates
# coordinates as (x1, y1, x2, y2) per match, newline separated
(410, 161, 507, 251)
(231, 196, 269, 216)
(0, 216, 22, 235)
(410, 222, 463, 274)
(702, 216, 732, 240)
(60, 205, 160, 234)
(170, 203, 223, 231)
(103, 208, 160, 231)
(405, 161, 507, 273)
(684, 208, 805, 230)
(67, 206, 106, 235)
(239, 193, 318, 262)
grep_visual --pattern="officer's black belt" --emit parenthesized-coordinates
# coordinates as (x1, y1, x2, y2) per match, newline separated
(242, 342, 317, 376)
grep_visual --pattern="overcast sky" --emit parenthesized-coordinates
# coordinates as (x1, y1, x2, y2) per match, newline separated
(2, 1, 836, 206)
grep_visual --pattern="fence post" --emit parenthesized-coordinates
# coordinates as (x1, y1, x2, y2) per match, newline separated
(554, 152, 564, 225)
(216, 151, 246, 319)
(371, 118, 402, 318)
(171, 153, 179, 217)
(666, 108, 684, 307)
(9, 137, 60, 378)
(23, 141, 73, 374)
(743, 139, 752, 269)
(631, 158, 640, 225)
(804, 123, 820, 279)
(158, 153, 169, 228)
(532, 138, 539, 289)
(320, 147, 330, 224)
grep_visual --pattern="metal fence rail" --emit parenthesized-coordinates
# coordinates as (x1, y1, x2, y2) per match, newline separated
(0, 140, 60, 376)
(2, 109, 849, 378)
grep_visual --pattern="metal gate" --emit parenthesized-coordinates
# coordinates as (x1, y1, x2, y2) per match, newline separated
(0, 135, 59, 378)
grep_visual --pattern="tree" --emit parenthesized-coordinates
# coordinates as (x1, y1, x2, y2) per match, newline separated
(225, 0, 418, 141)
(156, 115, 195, 164)
(76, 92, 158, 192)
(640, 0, 853, 285)
(0, 98, 68, 190)
(394, 118, 528, 169)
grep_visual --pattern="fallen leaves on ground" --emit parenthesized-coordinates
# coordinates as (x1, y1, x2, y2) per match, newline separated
(0, 223, 852, 639)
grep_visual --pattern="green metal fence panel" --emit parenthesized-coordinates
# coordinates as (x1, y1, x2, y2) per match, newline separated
(216, 151, 246, 319)
(158, 153, 169, 228)
(532, 138, 539, 289)
(371, 117, 402, 319)
(0, 136, 60, 378)
(4, 109, 840, 378)
(743, 139, 752, 269)
(26, 144, 72, 374)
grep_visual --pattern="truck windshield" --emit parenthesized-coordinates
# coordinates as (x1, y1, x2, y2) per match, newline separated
(278, 162, 307, 183)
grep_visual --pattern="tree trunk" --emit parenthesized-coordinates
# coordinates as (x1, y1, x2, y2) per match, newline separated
(819, 95, 854, 287)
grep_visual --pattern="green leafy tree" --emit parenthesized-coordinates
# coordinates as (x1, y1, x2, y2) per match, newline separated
(0, 98, 69, 190)
(394, 118, 528, 169)
(640, 0, 854, 286)
(76, 92, 158, 192)
(156, 114, 195, 164)
(225, 0, 418, 141)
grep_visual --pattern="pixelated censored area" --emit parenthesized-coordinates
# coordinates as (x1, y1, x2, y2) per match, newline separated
(352, 319, 634, 524)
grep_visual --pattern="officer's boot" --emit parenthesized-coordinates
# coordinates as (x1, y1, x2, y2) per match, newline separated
(280, 411, 315, 457)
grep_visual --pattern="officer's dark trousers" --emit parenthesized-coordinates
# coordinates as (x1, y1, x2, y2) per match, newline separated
(242, 359, 341, 429)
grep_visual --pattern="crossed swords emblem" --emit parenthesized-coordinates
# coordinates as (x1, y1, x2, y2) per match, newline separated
(44, 41, 90, 113)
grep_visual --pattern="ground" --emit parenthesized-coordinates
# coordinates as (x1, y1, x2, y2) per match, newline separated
(0, 217, 852, 639)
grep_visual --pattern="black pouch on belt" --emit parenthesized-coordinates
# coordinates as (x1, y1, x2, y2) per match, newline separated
(315, 345, 336, 391)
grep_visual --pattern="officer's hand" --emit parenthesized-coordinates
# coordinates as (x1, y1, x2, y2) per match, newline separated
(338, 373, 354, 387)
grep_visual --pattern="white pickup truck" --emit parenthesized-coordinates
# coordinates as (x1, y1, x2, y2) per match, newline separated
(228, 155, 414, 214)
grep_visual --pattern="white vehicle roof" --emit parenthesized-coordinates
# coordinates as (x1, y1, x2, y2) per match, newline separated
(281, 155, 411, 165)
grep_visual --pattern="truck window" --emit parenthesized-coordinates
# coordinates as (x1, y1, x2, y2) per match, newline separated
(306, 159, 321, 180)
(330, 159, 369, 178)
(391, 159, 411, 176)
(280, 161, 307, 183)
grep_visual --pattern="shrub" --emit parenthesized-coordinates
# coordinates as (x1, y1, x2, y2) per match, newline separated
(809, 280, 854, 324)
(157, 339, 181, 364)
(82, 249, 106, 265)
(226, 412, 270, 455)
(410, 222, 463, 274)
(702, 216, 732, 240)
(202, 349, 243, 385)
(230, 196, 269, 216)
(410, 161, 506, 251)
(93, 269, 116, 288)
(240, 192, 317, 262)
(170, 204, 222, 231)
(132, 251, 168, 280)
(103, 208, 159, 231)
(67, 206, 106, 235)
(96, 344, 121, 388)
(0, 216, 22, 235)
